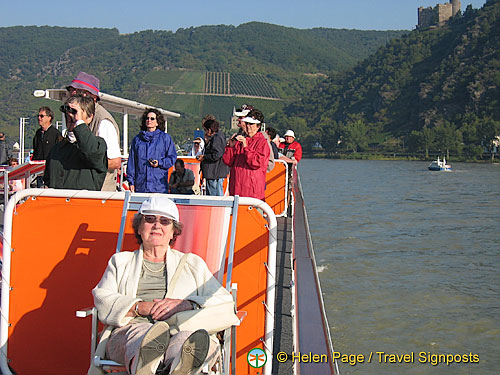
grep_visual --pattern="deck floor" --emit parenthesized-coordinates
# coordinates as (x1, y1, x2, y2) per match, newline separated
(272, 216, 294, 374)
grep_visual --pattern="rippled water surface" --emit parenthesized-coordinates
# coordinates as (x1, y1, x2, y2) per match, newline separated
(298, 159, 500, 375)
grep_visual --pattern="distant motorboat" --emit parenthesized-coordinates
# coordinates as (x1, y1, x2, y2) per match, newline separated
(428, 157, 452, 171)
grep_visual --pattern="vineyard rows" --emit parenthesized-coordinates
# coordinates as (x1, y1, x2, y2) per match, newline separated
(230, 73, 278, 98)
(204, 72, 230, 95)
(204, 72, 279, 99)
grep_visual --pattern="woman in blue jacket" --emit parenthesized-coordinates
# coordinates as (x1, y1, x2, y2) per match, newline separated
(126, 108, 177, 193)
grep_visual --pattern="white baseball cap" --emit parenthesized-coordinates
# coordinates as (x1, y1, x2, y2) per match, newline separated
(139, 196, 179, 222)
(284, 130, 295, 138)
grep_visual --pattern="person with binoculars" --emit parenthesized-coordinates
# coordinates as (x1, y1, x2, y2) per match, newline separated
(43, 95, 108, 190)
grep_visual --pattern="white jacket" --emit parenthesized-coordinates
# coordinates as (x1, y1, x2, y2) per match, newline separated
(92, 247, 233, 327)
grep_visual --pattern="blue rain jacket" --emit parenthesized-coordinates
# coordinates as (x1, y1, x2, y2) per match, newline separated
(126, 129, 177, 193)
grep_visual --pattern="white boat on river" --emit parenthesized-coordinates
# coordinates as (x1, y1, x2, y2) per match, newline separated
(428, 157, 452, 171)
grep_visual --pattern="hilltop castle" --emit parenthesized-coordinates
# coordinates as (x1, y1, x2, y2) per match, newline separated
(418, 0, 461, 28)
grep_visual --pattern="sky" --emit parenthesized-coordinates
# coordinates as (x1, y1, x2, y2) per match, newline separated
(0, 0, 488, 33)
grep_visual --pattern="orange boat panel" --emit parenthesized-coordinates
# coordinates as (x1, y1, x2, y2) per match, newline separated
(265, 161, 287, 216)
(6, 195, 270, 375)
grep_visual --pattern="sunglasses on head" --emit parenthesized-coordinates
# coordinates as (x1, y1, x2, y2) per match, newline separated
(143, 215, 173, 226)
(60, 104, 77, 115)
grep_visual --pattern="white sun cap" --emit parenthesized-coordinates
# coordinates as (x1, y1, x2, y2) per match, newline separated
(139, 196, 179, 222)
(284, 130, 295, 138)
(241, 116, 261, 124)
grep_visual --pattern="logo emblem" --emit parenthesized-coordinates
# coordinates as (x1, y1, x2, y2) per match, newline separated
(247, 348, 267, 368)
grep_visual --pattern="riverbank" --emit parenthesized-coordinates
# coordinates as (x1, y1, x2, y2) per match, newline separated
(303, 152, 499, 163)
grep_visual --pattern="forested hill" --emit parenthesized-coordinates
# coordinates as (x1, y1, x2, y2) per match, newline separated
(283, 0, 499, 159)
(0, 22, 404, 134)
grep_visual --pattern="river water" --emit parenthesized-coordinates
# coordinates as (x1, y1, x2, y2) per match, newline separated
(298, 159, 500, 375)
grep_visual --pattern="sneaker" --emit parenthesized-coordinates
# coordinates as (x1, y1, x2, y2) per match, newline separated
(135, 321, 171, 375)
(171, 329, 210, 375)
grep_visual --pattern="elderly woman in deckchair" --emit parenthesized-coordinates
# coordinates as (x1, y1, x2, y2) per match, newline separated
(93, 196, 237, 375)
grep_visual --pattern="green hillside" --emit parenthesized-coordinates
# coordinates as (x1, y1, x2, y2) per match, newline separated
(281, 0, 500, 159)
(0, 22, 404, 144)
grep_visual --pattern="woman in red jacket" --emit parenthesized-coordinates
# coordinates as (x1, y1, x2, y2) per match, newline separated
(223, 109, 270, 200)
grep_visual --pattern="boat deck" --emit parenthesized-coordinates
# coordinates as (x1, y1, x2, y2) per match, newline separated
(273, 216, 294, 374)
(272, 169, 338, 374)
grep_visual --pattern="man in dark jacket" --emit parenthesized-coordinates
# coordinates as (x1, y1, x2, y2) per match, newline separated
(33, 106, 62, 187)
(33, 106, 61, 161)
(44, 95, 108, 190)
(198, 117, 229, 196)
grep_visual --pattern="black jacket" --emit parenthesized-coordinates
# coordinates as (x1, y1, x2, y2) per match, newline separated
(44, 123, 108, 190)
(201, 130, 229, 179)
(33, 125, 62, 161)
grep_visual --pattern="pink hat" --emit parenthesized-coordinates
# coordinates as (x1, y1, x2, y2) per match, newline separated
(67, 72, 100, 96)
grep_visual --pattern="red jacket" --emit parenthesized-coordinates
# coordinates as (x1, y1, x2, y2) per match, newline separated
(223, 132, 270, 200)
(279, 140, 303, 162)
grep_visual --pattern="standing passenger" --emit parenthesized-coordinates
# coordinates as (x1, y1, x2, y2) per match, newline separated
(223, 109, 270, 200)
(43, 96, 108, 190)
(279, 130, 303, 164)
(190, 137, 204, 158)
(67, 72, 121, 191)
(126, 108, 177, 193)
(265, 127, 279, 159)
(198, 118, 229, 196)
(33, 106, 62, 187)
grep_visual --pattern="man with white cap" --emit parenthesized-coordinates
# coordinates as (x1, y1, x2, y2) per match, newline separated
(279, 130, 303, 165)
(67, 72, 121, 191)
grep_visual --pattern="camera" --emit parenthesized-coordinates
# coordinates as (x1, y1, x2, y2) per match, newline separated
(231, 128, 245, 140)
(59, 104, 77, 115)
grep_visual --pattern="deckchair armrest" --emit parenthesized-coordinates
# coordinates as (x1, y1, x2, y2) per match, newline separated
(236, 311, 247, 320)
(76, 306, 97, 318)
(236, 311, 247, 324)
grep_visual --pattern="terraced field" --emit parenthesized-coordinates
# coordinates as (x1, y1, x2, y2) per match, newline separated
(143, 70, 205, 92)
(229, 73, 279, 98)
(138, 69, 284, 130)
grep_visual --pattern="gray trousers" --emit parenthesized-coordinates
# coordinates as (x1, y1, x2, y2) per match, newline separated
(106, 322, 219, 374)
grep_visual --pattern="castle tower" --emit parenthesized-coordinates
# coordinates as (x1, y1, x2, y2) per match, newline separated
(451, 0, 461, 16)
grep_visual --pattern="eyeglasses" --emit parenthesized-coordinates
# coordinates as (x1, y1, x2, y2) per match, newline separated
(60, 104, 77, 115)
(143, 215, 173, 226)
(38, 114, 47, 118)
(193, 142, 201, 145)
(146, 117, 157, 121)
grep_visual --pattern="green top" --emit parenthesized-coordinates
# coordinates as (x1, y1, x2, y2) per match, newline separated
(131, 259, 167, 324)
